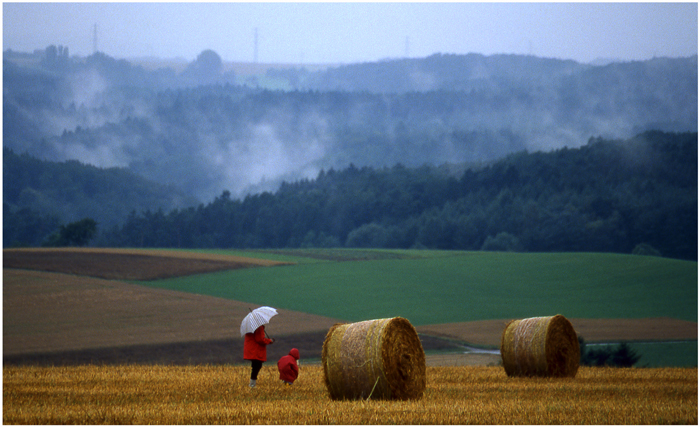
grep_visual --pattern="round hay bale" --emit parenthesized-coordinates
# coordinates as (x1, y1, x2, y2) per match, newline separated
(322, 317, 426, 400)
(500, 314, 580, 378)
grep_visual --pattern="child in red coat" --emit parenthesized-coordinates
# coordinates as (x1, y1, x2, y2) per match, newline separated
(243, 325, 274, 388)
(277, 348, 300, 385)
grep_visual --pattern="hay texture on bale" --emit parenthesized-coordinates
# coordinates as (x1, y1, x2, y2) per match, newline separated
(322, 317, 426, 400)
(500, 314, 580, 378)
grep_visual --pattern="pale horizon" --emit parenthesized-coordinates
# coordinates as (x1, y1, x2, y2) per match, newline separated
(4, 2, 698, 65)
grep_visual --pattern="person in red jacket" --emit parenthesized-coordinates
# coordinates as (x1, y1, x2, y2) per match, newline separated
(243, 325, 274, 388)
(277, 348, 300, 385)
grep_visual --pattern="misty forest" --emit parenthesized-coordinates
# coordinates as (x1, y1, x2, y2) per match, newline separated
(3, 47, 697, 260)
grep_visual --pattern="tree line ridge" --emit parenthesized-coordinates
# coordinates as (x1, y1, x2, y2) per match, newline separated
(7, 131, 693, 260)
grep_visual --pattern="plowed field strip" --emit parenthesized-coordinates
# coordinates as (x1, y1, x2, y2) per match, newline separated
(3, 248, 290, 280)
(3, 269, 342, 359)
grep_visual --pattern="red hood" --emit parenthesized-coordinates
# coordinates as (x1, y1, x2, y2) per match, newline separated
(289, 348, 299, 360)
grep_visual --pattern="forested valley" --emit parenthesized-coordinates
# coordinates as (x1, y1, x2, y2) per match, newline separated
(3, 48, 697, 259)
(7, 131, 693, 259)
(4, 49, 696, 200)
(98, 131, 697, 260)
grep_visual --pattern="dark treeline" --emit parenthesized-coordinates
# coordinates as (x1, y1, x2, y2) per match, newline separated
(101, 131, 697, 260)
(3, 148, 196, 247)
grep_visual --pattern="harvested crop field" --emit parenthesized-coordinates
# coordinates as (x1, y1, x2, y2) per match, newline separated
(3, 247, 289, 280)
(4, 365, 697, 424)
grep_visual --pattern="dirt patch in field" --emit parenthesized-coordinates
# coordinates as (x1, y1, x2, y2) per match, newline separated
(3, 269, 342, 361)
(3, 333, 337, 367)
(3, 248, 289, 280)
(254, 248, 410, 261)
(417, 317, 698, 347)
(4, 267, 467, 366)
(424, 353, 502, 367)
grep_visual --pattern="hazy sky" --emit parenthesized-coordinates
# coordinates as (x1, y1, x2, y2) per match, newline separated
(3, 2, 698, 64)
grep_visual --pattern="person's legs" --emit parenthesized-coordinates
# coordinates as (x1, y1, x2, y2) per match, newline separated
(250, 360, 263, 387)
(251, 360, 263, 379)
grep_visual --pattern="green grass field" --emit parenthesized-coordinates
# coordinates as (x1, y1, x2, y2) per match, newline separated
(137, 250, 697, 325)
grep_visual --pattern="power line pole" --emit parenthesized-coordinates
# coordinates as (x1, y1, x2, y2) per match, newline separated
(254, 27, 258, 63)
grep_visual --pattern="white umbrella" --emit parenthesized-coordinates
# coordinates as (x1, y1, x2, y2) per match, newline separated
(240, 306, 278, 337)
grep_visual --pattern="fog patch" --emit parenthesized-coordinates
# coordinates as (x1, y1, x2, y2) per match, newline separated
(409, 70, 436, 92)
(208, 116, 328, 198)
(54, 140, 131, 168)
(68, 68, 108, 109)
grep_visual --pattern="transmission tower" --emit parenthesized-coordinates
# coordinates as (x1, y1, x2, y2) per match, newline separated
(254, 28, 258, 63)
(93, 23, 98, 54)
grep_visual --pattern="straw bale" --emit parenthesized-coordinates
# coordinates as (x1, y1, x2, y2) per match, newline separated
(500, 314, 580, 378)
(322, 317, 426, 400)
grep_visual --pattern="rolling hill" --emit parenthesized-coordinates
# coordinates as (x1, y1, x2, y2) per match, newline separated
(4, 248, 696, 367)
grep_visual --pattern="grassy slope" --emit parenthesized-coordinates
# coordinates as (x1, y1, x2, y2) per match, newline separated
(627, 342, 698, 367)
(137, 250, 697, 326)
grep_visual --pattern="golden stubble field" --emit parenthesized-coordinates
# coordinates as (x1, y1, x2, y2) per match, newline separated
(3, 365, 697, 424)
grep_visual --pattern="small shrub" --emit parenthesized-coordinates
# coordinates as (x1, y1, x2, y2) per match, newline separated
(632, 243, 662, 257)
(481, 232, 521, 252)
(610, 342, 642, 367)
(579, 336, 641, 367)
(345, 223, 389, 248)
(42, 218, 97, 247)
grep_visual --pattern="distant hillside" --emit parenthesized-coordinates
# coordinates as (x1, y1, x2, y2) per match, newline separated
(3, 50, 696, 201)
(299, 53, 584, 93)
(3, 148, 198, 247)
(103, 131, 697, 261)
